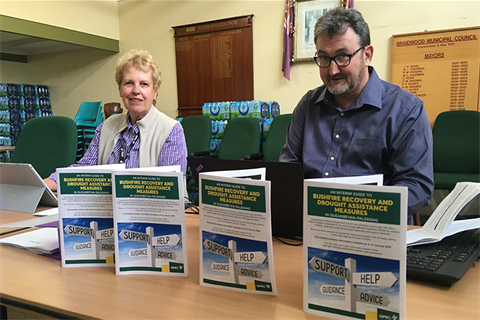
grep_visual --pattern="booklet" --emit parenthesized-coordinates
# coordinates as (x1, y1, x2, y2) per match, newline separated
(0, 227, 59, 254)
(199, 168, 277, 295)
(57, 164, 124, 268)
(112, 166, 188, 276)
(303, 177, 407, 320)
(407, 182, 480, 246)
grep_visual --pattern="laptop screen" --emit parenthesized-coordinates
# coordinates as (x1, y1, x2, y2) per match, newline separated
(188, 157, 304, 240)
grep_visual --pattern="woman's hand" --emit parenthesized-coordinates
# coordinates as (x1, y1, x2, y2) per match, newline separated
(43, 178, 57, 192)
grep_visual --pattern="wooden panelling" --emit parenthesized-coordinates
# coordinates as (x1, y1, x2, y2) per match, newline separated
(173, 16, 254, 118)
(390, 27, 480, 126)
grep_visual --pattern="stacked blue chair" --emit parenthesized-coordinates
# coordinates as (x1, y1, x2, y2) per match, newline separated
(74, 101, 103, 163)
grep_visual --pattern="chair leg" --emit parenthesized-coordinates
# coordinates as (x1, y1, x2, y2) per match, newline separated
(414, 211, 421, 226)
(0, 305, 7, 320)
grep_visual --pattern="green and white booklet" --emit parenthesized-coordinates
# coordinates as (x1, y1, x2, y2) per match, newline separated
(199, 168, 277, 295)
(111, 166, 187, 276)
(303, 175, 407, 320)
(57, 164, 124, 268)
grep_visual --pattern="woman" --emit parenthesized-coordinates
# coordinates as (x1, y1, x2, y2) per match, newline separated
(44, 49, 187, 191)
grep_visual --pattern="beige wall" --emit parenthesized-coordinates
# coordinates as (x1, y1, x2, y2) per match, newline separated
(0, 0, 478, 120)
(117, 0, 289, 118)
(357, 0, 480, 82)
(1, 0, 120, 39)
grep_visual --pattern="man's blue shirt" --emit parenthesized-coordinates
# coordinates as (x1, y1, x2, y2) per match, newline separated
(280, 66, 434, 216)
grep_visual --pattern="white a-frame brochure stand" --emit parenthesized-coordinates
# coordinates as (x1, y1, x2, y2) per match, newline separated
(112, 166, 188, 276)
(57, 164, 125, 268)
(199, 168, 277, 295)
(303, 177, 407, 320)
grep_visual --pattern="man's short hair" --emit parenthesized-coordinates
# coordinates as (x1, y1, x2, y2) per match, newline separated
(314, 7, 370, 48)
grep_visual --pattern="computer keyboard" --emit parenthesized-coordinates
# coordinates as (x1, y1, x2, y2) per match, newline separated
(407, 228, 480, 286)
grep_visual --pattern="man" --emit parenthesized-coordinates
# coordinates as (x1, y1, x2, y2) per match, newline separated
(279, 7, 433, 223)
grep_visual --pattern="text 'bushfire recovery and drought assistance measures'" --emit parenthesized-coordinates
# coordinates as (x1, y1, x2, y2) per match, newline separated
(119, 179, 174, 195)
(313, 193, 393, 216)
(205, 185, 260, 205)
(64, 177, 111, 191)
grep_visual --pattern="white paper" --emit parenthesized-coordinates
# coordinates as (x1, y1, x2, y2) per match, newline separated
(201, 168, 266, 180)
(303, 178, 407, 320)
(34, 208, 59, 216)
(0, 227, 59, 254)
(112, 166, 188, 276)
(308, 174, 383, 186)
(199, 168, 277, 295)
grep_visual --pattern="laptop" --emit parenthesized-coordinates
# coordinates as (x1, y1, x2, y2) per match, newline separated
(0, 162, 57, 213)
(187, 157, 304, 240)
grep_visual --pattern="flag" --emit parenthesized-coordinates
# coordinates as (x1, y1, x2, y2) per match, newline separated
(343, 0, 354, 8)
(282, 0, 294, 80)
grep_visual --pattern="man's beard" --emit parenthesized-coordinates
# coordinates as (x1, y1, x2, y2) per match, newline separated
(326, 65, 365, 97)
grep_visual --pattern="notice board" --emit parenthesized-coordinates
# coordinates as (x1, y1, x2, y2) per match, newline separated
(390, 27, 480, 126)
(173, 16, 254, 117)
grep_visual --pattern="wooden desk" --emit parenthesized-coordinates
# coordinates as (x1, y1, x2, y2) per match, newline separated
(0, 212, 479, 319)
(0, 209, 37, 226)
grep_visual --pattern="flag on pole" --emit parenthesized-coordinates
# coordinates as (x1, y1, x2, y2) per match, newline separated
(282, 0, 294, 80)
(343, 0, 354, 8)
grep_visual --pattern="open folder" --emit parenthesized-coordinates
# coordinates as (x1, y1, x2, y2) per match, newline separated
(0, 162, 57, 213)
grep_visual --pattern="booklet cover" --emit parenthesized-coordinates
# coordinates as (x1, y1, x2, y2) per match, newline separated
(199, 168, 277, 295)
(112, 166, 188, 276)
(303, 179, 407, 320)
(57, 164, 124, 268)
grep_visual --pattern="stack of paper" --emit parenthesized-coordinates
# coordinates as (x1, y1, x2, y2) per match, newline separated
(0, 227, 59, 254)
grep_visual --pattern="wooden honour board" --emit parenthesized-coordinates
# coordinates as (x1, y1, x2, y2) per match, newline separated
(173, 15, 254, 117)
(390, 27, 480, 126)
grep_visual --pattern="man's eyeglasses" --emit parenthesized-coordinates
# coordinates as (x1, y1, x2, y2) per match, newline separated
(313, 46, 365, 68)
